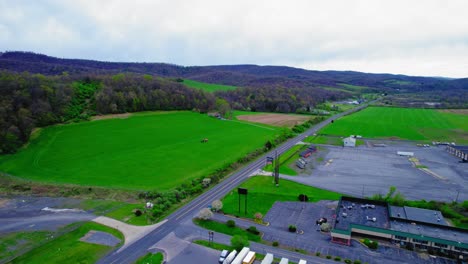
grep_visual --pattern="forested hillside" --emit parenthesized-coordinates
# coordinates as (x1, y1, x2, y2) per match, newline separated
(2, 51, 467, 93)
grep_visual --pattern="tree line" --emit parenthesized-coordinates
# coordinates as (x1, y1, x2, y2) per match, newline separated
(216, 86, 347, 113)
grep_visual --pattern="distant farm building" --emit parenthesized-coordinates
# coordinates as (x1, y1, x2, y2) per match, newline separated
(446, 145, 468, 162)
(343, 137, 356, 147)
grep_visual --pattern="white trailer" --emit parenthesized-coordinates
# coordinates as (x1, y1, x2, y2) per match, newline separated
(397, 151, 414, 157)
(231, 247, 250, 264)
(223, 250, 237, 264)
(242, 251, 256, 264)
(260, 253, 274, 264)
(298, 260, 307, 264)
(279, 258, 289, 264)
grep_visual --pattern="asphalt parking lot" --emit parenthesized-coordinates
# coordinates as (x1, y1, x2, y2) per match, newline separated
(284, 142, 467, 202)
(262, 201, 457, 264)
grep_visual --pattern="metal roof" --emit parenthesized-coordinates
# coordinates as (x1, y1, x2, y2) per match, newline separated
(451, 145, 468, 153)
(403, 206, 447, 226)
(333, 197, 468, 249)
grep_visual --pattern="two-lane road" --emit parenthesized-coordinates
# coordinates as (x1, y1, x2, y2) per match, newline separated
(99, 103, 370, 264)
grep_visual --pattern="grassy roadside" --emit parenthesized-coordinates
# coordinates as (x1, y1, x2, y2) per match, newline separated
(11, 222, 124, 264)
(221, 176, 343, 219)
(303, 135, 342, 146)
(193, 219, 261, 242)
(134, 252, 164, 264)
(0, 231, 53, 262)
(193, 240, 285, 263)
(263, 145, 304, 176)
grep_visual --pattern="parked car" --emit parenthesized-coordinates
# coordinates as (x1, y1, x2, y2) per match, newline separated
(219, 250, 229, 264)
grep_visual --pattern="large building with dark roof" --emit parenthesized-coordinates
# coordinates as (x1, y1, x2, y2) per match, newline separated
(446, 145, 468, 162)
(331, 197, 468, 260)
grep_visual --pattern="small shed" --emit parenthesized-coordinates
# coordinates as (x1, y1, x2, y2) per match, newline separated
(343, 137, 356, 147)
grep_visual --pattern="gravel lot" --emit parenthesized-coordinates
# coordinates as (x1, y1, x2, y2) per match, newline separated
(80, 230, 121, 246)
(284, 141, 467, 202)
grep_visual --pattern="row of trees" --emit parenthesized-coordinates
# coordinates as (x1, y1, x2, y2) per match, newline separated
(216, 86, 347, 113)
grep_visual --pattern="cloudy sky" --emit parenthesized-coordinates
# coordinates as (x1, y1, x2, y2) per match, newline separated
(1, 0, 468, 77)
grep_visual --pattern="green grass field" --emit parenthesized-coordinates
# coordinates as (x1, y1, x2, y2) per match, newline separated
(222, 176, 342, 219)
(135, 252, 164, 264)
(182, 79, 237, 92)
(319, 107, 468, 143)
(194, 219, 261, 242)
(0, 112, 279, 190)
(0, 231, 53, 262)
(11, 222, 123, 264)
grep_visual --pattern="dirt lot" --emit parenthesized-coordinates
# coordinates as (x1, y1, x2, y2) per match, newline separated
(439, 109, 468, 115)
(91, 113, 132, 121)
(237, 113, 311, 127)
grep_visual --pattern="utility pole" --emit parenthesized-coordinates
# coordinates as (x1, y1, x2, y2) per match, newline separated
(274, 151, 280, 186)
(208, 231, 214, 245)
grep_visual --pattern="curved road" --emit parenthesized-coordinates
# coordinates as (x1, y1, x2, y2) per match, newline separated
(99, 103, 370, 264)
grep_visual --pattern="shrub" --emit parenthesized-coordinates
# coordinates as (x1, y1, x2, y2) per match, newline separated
(231, 235, 249, 251)
(226, 220, 236, 228)
(298, 194, 309, 202)
(353, 261, 362, 264)
(320, 223, 331, 232)
(462, 200, 468, 210)
(288, 225, 297, 232)
(134, 209, 143, 216)
(344, 259, 352, 264)
(272, 241, 279, 247)
(254, 212, 263, 223)
(315, 252, 321, 257)
(362, 238, 378, 249)
(334, 256, 341, 261)
(247, 226, 260, 235)
(326, 255, 332, 259)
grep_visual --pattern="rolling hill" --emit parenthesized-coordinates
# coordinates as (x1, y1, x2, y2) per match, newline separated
(1, 51, 467, 93)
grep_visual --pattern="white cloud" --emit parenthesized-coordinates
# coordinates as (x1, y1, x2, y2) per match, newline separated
(0, 0, 467, 77)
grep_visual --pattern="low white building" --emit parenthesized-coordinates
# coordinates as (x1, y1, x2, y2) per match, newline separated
(343, 137, 356, 147)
